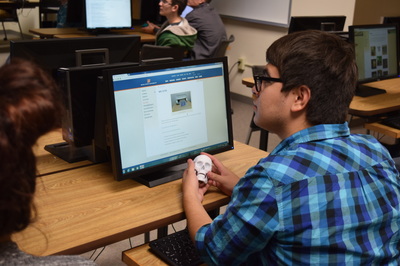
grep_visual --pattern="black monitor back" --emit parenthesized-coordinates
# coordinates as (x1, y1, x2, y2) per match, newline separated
(45, 62, 138, 163)
(10, 35, 141, 78)
(288, 16, 346, 33)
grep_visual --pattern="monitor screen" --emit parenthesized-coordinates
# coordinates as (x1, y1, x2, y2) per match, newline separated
(288, 16, 346, 33)
(10, 35, 141, 79)
(84, 0, 132, 32)
(103, 57, 234, 187)
(349, 24, 399, 83)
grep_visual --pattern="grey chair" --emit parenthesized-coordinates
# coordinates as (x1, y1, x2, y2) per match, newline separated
(245, 65, 269, 151)
(140, 44, 186, 63)
(212, 34, 235, 58)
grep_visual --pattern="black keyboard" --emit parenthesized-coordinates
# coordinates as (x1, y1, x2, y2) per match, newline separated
(381, 116, 400, 129)
(149, 229, 203, 266)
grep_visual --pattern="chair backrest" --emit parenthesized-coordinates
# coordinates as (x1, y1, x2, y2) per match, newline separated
(212, 34, 235, 58)
(40, 0, 60, 8)
(140, 44, 186, 62)
(252, 65, 265, 76)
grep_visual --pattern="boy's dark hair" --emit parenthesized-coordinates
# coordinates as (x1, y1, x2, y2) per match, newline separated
(267, 30, 357, 124)
(171, 0, 188, 16)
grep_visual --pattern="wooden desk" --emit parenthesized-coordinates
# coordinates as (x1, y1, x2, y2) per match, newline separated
(242, 77, 400, 118)
(53, 32, 156, 43)
(29, 28, 82, 38)
(29, 27, 156, 43)
(35, 129, 94, 177)
(349, 78, 400, 117)
(13, 141, 268, 256)
(364, 122, 400, 139)
(242, 76, 254, 88)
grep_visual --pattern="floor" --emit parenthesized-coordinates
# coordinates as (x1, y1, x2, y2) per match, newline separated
(1, 30, 391, 265)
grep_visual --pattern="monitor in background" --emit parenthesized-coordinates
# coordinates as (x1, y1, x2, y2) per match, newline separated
(383, 16, 400, 26)
(84, 0, 132, 34)
(10, 35, 141, 79)
(288, 16, 346, 34)
(383, 16, 400, 36)
(103, 57, 234, 187)
(349, 24, 399, 97)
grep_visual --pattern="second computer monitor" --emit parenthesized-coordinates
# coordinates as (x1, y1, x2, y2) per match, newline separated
(288, 16, 346, 33)
(349, 24, 399, 83)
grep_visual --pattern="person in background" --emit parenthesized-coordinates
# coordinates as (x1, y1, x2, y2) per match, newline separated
(56, 0, 68, 28)
(185, 0, 227, 59)
(141, 0, 197, 50)
(0, 59, 96, 265)
(182, 30, 400, 265)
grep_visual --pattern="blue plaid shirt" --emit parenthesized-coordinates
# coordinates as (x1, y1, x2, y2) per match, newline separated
(195, 123, 400, 265)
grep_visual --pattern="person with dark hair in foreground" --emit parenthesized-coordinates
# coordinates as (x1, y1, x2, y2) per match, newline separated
(182, 30, 400, 265)
(0, 59, 96, 265)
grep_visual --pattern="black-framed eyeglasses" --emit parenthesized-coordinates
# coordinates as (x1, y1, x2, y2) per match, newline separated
(253, 75, 283, 93)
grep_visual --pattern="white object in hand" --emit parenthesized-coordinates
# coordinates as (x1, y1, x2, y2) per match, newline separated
(194, 155, 212, 183)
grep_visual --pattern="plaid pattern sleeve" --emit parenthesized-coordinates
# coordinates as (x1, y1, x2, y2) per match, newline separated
(195, 123, 400, 265)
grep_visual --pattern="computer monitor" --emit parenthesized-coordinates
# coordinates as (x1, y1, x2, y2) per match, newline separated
(383, 16, 400, 36)
(10, 35, 141, 80)
(84, 0, 132, 34)
(349, 24, 399, 96)
(102, 57, 234, 187)
(383, 16, 400, 26)
(288, 16, 346, 33)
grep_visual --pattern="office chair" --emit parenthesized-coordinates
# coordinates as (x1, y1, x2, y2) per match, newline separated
(245, 65, 270, 151)
(0, 8, 23, 41)
(212, 34, 235, 58)
(39, 0, 60, 28)
(140, 44, 186, 63)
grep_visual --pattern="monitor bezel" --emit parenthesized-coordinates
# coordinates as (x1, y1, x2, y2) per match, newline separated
(102, 57, 234, 185)
(348, 23, 400, 84)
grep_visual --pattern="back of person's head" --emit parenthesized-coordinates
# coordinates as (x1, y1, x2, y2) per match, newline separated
(266, 30, 357, 125)
(0, 59, 62, 238)
(172, 0, 188, 15)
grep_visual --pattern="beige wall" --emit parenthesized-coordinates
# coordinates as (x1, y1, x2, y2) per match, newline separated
(353, 0, 400, 25)
(225, 0, 356, 98)
(6, 8, 40, 35)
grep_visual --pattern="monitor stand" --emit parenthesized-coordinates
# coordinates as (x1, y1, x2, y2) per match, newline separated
(44, 142, 108, 163)
(133, 163, 187, 188)
(355, 84, 386, 97)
